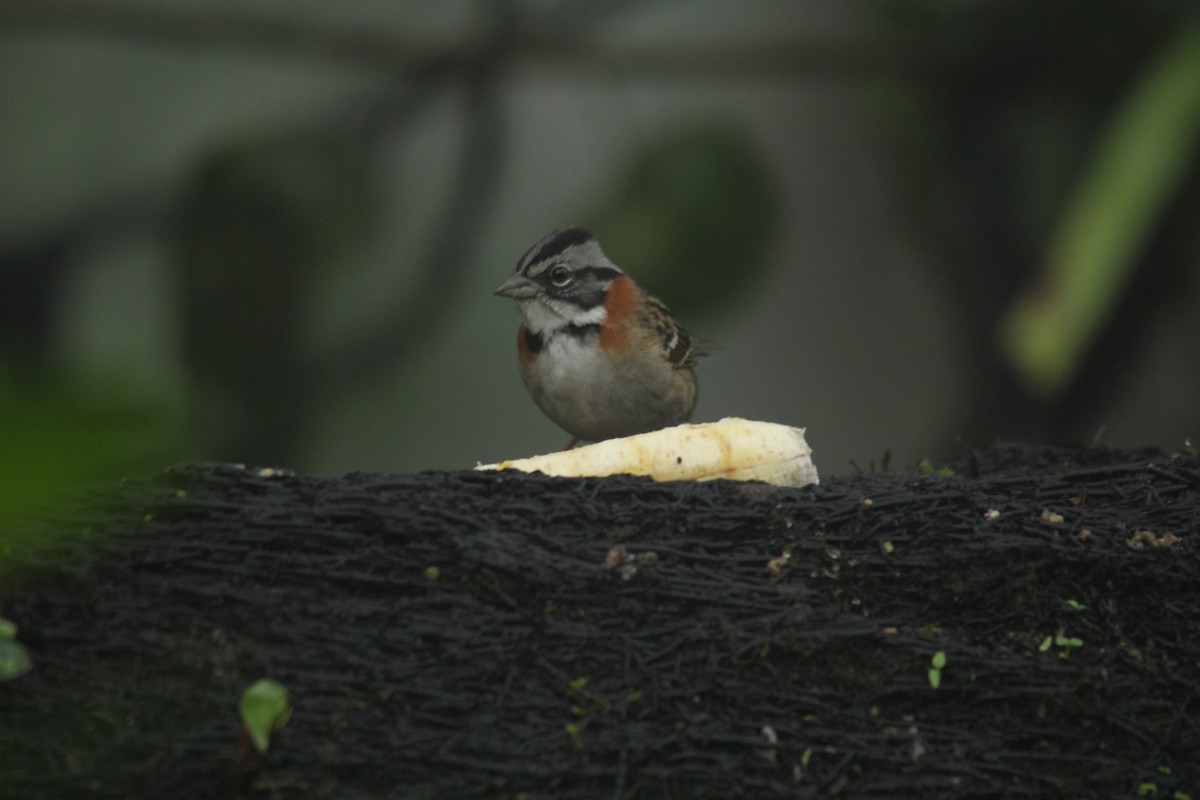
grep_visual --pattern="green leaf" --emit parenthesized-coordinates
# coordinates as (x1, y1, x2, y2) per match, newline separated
(239, 679, 292, 755)
(591, 123, 778, 319)
(565, 722, 585, 751)
(927, 667, 942, 689)
(1001, 18, 1200, 394)
(0, 618, 16, 641)
(0, 378, 180, 581)
(0, 639, 32, 681)
(1038, 636, 1053, 652)
(1065, 599, 1086, 611)
(931, 651, 947, 669)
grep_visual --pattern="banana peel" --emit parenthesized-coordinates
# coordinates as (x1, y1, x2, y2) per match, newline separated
(478, 417, 817, 488)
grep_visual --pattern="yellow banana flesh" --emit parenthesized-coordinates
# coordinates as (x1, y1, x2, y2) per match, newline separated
(477, 417, 817, 488)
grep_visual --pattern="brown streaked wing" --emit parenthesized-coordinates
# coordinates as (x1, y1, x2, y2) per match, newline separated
(642, 294, 696, 370)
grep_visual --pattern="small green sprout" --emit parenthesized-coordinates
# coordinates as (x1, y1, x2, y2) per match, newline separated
(1139, 783, 1158, 797)
(567, 676, 591, 716)
(565, 722, 584, 751)
(1065, 599, 1086, 611)
(800, 747, 813, 767)
(564, 675, 618, 721)
(917, 458, 956, 477)
(0, 617, 32, 681)
(1039, 633, 1084, 655)
(928, 651, 947, 689)
(240, 679, 292, 755)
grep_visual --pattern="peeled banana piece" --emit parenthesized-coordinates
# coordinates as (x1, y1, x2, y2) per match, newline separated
(477, 417, 817, 488)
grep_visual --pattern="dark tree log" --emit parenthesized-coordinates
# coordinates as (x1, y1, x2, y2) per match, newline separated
(2, 445, 1198, 798)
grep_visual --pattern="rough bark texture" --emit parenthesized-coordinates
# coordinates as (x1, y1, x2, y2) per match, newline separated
(2, 445, 1198, 799)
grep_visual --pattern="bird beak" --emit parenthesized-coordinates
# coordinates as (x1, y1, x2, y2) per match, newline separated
(494, 273, 540, 299)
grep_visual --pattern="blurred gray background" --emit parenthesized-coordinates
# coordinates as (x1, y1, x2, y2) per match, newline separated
(2, 0, 1199, 489)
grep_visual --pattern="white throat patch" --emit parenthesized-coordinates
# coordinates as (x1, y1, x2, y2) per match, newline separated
(519, 296, 608, 334)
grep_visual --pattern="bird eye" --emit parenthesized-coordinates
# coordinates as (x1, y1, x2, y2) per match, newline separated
(548, 264, 573, 287)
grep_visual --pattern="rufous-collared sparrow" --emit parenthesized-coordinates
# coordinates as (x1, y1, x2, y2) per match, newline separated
(495, 226, 699, 448)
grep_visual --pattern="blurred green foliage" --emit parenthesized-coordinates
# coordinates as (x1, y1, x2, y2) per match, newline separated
(592, 123, 779, 319)
(869, 0, 1200, 416)
(0, 616, 32, 681)
(0, 372, 180, 575)
(1002, 17, 1200, 394)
